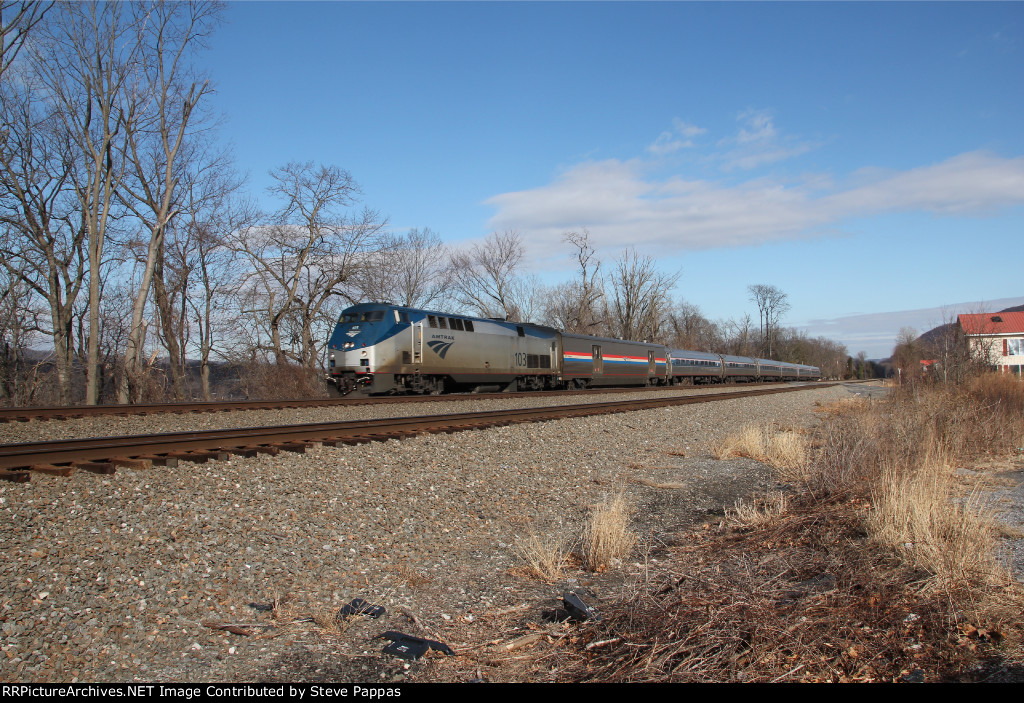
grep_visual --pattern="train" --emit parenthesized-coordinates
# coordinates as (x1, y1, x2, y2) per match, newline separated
(326, 302, 821, 395)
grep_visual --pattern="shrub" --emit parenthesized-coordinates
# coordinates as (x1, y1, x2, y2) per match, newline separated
(513, 531, 571, 582)
(582, 494, 636, 572)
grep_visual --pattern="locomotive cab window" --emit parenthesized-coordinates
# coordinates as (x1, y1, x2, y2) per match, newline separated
(438, 317, 448, 329)
(464, 320, 474, 332)
(450, 318, 464, 331)
(428, 315, 438, 328)
(516, 326, 525, 337)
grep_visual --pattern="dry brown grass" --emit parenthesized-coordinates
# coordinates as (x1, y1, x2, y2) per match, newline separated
(512, 531, 571, 582)
(726, 490, 788, 528)
(800, 374, 1024, 592)
(867, 457, 999, 590)
(386, 563, 432, 588)
(712, 424, 809, 480)
(529, 373, 1024, 683)
(234, 361, 332, 400)
(582, 494, 636, 572)
(545, 498, 1024, 682)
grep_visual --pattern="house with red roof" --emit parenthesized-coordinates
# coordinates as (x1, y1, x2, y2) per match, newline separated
(957, 312, 1024, 376)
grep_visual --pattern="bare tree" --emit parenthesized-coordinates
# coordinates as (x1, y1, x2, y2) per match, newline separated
(747, 284, 770, 351)
(117, 0, 223, 403)
(772, 327, 847, 379)
(0, 62, 87, 404)
(0, 1, 51, 78)
(747, 283, 790, 357)
(448, 230, 528, 321)
(721, 313, 757, 356)
(164, 163, 251, 399)
(350, 226, 447, 308)
(0, 260, 44, 404)
(666, 300, 720, 351)
(765, 287, 791, 357)
(544, 229, 605, 334)
(36, 1, 144, 404)
(233, 162, 387, 368)
(892, 326, 922, 385)
(607, 247, 680, 342)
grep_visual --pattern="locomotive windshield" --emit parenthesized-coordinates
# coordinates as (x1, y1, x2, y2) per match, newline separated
(340, 310, 386, 323)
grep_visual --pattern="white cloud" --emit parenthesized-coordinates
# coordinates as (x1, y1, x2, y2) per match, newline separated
(647, 118, 707, 155)
(718, 109, 816, 171)
(485, 150, 1024, 255)
(826, 152, 1024, 216)
(734, 108, 778, 144)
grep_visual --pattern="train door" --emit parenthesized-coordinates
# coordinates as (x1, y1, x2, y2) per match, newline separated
(592, 345, 603, 376)
(411, 321, 423, 364)
(648, 351, 655, 376)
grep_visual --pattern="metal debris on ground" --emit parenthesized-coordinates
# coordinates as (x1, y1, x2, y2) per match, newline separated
(542, 592, 601, 623)
(337, 597, 386, 619)
(562, 592, 601, 622)
(378, 631, 455, 660)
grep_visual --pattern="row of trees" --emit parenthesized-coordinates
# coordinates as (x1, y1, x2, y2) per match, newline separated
(0, 2, 850, 406)
(439, 229, 849, 380)
(0, 2, 388, 404)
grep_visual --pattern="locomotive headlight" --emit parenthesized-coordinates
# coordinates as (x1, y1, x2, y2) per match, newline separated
(343, 342, 355, 350)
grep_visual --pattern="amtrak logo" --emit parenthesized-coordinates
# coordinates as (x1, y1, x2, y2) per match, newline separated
(427, 340, 454, 359)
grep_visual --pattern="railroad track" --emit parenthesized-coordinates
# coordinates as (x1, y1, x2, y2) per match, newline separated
(0, 381, 840, 423)
(0, 383, 842, 481)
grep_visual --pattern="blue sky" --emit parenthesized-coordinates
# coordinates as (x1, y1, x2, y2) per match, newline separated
(204, 1, 1024, 358)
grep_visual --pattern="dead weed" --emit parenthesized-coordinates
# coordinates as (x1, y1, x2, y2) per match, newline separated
(543, 497, 1024, 682)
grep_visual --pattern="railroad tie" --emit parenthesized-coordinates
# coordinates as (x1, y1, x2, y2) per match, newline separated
(276, 442, 308, 454)
(232, 446, 280, 458)
(134, 454, 179, 468)
(0, 470, 31, 482)
(30, 464, 76, 477)
(165, 451, 228, 464)
(108, 457, 154, 470)
(71, 461, 116, 475)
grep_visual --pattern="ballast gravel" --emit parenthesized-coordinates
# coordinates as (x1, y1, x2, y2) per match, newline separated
(0, 385, 796, 445)
(0, 383, 999, 683)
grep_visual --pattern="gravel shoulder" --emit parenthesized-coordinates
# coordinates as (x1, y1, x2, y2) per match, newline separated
(6, 382, 1013, 683)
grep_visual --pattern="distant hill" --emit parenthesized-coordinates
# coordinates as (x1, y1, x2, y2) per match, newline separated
(917, 303, 1024, 351)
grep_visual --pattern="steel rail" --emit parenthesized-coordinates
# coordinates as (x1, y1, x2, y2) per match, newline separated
(0, 383, 838, 472)
(0, 382, 837, 423)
